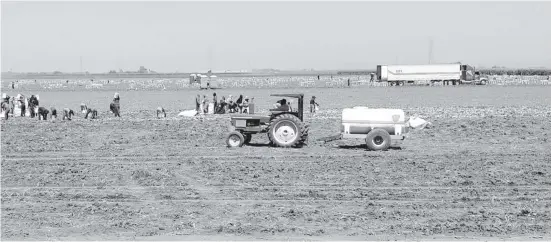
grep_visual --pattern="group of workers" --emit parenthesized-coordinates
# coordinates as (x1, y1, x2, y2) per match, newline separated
(2, 91, 321, 122)
(1, 92, 121, 121)
(195, 93, 254, 115)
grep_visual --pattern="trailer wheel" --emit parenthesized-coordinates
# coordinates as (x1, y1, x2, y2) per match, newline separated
(226, 131, 245, 148)
(365, 129, 391, 151)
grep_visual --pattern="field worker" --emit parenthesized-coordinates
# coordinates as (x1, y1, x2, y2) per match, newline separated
(1, 94, 10, 120)
(347, 78, 351, 87)
(228, 100, 238, 113)
(195, 94, 201, 112)
(37, 107, 49, 120)
(370, 73, 375, 82)
(110, 93, 121, 117)
(85, 108, 98, 119)
(156, 107, 166, 118)
(310, 96, 319, 113)
(202, 95, 209, 114)
(216, 96, 227, 114)
(9, 97, 15, 116)
(50, 107, 57, 120)
(80, 103, 88, 114)
(19, 95, 26, 117)
(28, 95, 39, 118)
(62, 108, 74, 120)
(242, 97, 250, 114)
(236, 95, 243, 113)
(213, 92, 218, 107)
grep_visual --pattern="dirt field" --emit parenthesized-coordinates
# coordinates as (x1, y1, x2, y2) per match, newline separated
(2, 86, 550, 240)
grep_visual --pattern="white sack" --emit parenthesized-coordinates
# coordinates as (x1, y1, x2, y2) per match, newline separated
(178, 110, 198, 117)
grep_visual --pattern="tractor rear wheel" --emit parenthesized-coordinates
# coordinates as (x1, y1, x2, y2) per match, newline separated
(268, 114, 304, 148)
(365, 129, 391, 151)
(226, 131, 245, 148)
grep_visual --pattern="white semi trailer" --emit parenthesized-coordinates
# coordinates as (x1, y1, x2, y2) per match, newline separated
(376, 64, 488, 86)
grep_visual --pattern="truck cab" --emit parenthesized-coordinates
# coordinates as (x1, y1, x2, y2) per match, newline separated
(460, 65, 488, 85)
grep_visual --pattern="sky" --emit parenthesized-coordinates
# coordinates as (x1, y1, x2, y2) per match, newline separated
(2, 1, 551, 73)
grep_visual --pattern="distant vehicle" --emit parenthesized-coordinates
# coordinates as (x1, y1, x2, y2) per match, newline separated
(376, 64, 488, 86)
(189, 74, 221, 89)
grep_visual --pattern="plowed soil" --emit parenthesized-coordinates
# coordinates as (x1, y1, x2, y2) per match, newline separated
(2, 86, 550, 240)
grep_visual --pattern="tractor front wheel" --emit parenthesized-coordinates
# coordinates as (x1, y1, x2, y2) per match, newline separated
(226, 131, 245, 148)
(268, 114, 304, 148)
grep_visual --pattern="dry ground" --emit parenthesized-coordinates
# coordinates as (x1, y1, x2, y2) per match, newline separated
(1, 86, 550, 240)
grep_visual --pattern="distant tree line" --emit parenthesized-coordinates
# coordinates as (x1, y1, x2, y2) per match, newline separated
(477, 69, 551, 76)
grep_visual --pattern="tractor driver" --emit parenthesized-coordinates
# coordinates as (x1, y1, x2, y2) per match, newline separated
(270, 99, 290, 112)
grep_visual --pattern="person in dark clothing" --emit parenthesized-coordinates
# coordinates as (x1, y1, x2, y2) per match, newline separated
(11, 82, 15, 89)
(310, 96, 319, 113)
(19, 98, 26, 117)
(28, 95, 39, 118)
(110, 93, 121, 117)
(216, 96, 226, 114)
(236, 95, 243, 113)
(37, 107, 49, 120)
(50, 107, 57, 119)
(1, 95, 10, 120)
(213, 92, 218, 110)
(271, 99, 290, 111)
(347, 78, 351, 87)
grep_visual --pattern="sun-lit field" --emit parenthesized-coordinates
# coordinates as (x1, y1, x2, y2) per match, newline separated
(1, 84, 551, 240)
(2, 74, 550, 92)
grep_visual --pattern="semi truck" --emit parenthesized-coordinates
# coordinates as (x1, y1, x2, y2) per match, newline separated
(376, 64, 488, 86)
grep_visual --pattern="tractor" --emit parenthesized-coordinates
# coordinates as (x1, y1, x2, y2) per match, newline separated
(225, 94, 309, 148)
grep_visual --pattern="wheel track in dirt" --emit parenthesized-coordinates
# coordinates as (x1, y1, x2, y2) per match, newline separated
(3, 196, 548, 204)
(2, 151, 546, 164)
(2, 184, 547, 191)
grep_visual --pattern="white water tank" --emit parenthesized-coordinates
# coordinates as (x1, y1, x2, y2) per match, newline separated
(341, 107, 407, 135)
